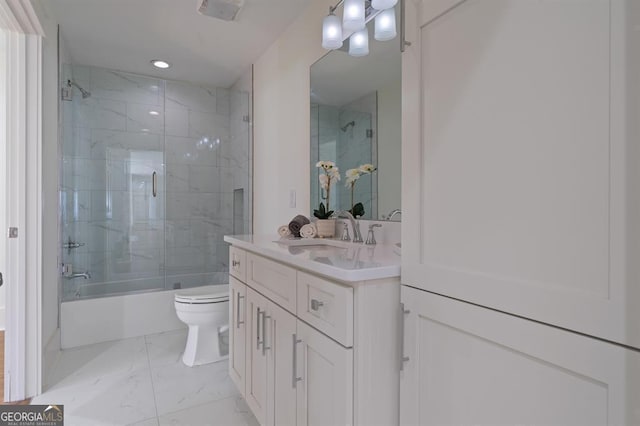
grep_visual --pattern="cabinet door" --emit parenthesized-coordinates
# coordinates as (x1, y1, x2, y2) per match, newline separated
(400, 285, 640, 425)
(229, 276, 246, 396)
(245, 287, 269, 425)
(402, 0, 640, 349)
(295, 321, 353, 426)
(265, 301, 297, 426)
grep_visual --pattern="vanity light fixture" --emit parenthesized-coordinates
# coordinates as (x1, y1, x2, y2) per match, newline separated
(374, 8, 396, 41)
(151, 59, 171, 69)
(321, 0, 398, 57)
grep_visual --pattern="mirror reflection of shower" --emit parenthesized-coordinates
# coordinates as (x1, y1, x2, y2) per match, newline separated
(67, 79, 91, 99)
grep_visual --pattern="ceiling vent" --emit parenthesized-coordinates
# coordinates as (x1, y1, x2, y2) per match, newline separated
(198, 0, 245, 22)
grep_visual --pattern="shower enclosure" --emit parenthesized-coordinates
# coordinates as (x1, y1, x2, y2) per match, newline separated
(310, 91, 377, 219)
(60, 64, 252, 301)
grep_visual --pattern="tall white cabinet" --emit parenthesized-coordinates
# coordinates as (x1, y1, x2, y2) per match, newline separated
(401, 0, 640, 423)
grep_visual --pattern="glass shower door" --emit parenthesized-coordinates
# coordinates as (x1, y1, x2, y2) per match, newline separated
(61, 65, 166, 300)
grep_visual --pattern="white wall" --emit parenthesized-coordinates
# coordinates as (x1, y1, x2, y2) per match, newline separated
(377, 78, 402, 218)
(0, 28, 6, 330)
(30, 0, 62, 382)
(253, 0, 334, 234)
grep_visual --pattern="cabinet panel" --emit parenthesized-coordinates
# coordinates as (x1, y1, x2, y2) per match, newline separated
(296, 321, 353, 426)
(297, 272, 353, 347)
(247, 252, 297, 314)
(402, 0, 640, 348)
(266, 301, 297, 426)
(229, 246, 246, 282)
(229, 277, 246, 396)
(400, 285, 640, 425)
(245, 287, 269, 425)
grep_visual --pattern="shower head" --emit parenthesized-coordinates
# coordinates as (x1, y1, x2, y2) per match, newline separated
(341, 121, 355, 132)
(68, 80, 91, 99)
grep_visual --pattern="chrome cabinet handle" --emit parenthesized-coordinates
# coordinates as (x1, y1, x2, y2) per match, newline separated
(262, 312, 271, 355)
(292, 334, 303, 388)
(152, 171, 157, 197)
(236, 293, 244, 328)
(400, 303, 410, 371)
(232, 260, 240, 267)
(310, 299, 324, 311)
(256, 307, 263, 349)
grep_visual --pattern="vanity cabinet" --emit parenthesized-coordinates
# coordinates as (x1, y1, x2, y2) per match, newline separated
(228, 244, 400, 426)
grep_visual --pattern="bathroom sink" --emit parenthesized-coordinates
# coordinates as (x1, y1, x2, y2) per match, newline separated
(274, 238, 354, 249)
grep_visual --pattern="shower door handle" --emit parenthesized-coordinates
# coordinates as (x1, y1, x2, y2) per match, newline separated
(152, 171, 157, 197)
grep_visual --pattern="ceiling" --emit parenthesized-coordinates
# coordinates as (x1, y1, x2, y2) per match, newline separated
(44, 0, 311, 88)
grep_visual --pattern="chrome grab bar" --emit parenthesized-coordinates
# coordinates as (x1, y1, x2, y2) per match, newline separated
(236, 292, 244, 328)
(292, 334, 303, 388)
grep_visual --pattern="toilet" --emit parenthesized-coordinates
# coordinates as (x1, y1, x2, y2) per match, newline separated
(174, 284, 230, 367)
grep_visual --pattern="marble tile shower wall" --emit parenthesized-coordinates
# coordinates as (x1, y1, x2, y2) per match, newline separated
(61, 65, 244, 300)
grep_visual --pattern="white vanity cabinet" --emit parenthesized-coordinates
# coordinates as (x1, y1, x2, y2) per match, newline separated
(227, 242, 400, 426)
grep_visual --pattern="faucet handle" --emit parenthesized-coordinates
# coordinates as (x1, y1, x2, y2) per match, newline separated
(365, 224, 382, 245)
(340, 222, 351, 241)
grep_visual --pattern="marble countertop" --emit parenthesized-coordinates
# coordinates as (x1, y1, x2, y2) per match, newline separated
(224, 234, 401, 282)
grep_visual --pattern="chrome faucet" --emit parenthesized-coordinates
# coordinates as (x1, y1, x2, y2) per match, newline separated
(331, 210, 363, 243)
(365, 224, 382, 245)
(385, 209, 402, 221)
(66, 271, 91, 280)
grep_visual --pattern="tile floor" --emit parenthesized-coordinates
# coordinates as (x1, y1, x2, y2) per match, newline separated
(32, 329, 259, 426)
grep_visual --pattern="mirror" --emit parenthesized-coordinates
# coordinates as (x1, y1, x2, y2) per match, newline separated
(310, 17, 401, 221)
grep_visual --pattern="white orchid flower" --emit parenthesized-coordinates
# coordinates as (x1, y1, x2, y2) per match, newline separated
(358, 164, 376, 173)
(316, 160, 336, 171)
(318, 174, 329, 190)
(345, 168, 360, 187)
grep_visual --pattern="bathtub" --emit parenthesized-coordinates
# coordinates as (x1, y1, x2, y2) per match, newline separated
(60, 284, 227, 349)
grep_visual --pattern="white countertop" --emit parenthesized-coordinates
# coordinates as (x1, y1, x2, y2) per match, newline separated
(224, 234, 401, 282)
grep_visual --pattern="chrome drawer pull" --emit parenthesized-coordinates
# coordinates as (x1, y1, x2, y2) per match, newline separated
(257, 307, 263, 349)
(310, 299, 324, 311)
(292, 334, 303, 388)
(232, 259, 240, 267)
(236, 293, 244, 328)
(400, 303, 410, 371)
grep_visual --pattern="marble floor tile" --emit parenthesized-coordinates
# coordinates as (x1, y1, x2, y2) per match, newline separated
(151, 356, 237, 416)
(157, 395, 258, 426)
(145, 329, 188, 368)
(46, 336, 149, 389)
(33, 368, 157, 426)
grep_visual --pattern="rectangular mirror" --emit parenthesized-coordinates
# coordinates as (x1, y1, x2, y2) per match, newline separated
(310, 13, 401, 221)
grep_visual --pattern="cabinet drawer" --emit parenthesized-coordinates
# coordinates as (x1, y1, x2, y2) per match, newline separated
(297, 271, 353, 347)
(246, 252, 297, 314)
(229, 246, 246, 282)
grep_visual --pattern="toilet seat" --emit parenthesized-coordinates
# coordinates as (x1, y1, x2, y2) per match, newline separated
(175, 286, 229, 304)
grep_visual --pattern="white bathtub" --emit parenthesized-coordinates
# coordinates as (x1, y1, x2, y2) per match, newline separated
(60, 286, 226, 349)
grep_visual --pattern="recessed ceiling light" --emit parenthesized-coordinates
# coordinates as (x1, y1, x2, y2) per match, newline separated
(149, 110, 160, 116)
(151, 59, 171, 69)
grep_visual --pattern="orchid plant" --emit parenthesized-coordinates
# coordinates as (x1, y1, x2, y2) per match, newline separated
(345, 163, 377, 218)
(314, 160, 341, 219)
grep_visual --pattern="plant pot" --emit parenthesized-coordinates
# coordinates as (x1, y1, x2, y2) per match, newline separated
(315, 219, 336, 238)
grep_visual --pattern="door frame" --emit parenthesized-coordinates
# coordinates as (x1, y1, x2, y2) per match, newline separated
(0, 0, 44, 401)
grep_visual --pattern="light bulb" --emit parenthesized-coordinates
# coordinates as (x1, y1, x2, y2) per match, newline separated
(322, 13, 343, 49)
(343, 0, 365, 32)
(349, 28, 369, 57)
(371, 0, 397, 10)
(374, 8, 396, 41)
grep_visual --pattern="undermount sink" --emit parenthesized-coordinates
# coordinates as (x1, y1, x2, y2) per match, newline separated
(274, 238, 356, 248)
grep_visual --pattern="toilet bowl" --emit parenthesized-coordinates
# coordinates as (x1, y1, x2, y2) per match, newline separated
(174, 284, 229, 367)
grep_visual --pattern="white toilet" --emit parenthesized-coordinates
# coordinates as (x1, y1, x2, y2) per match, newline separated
(174, 284, 230, 367)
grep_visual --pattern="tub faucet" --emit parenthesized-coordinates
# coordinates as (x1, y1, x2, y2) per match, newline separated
(66, 271, 91, 280)
(331, 210, 363, 243)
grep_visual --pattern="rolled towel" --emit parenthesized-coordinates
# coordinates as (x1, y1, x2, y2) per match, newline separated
(278, 225, 291, 238)
(288, 215, 310, 237)
(300, 223, 317, 239)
